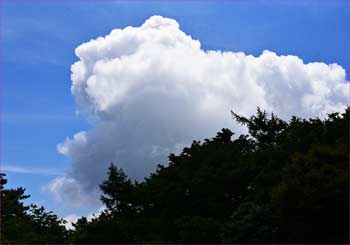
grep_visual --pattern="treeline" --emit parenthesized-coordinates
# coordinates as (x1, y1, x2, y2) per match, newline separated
(0, 174, 68, 243)
(1, 109, 349, 243)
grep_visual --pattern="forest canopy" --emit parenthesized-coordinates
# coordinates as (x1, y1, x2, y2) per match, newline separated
(1, 108, 349, 244)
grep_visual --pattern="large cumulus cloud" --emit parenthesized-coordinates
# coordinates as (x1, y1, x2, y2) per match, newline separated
(48, 15, 349, 207)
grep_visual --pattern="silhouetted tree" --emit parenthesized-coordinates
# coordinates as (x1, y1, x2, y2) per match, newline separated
(5, 108, 348, 244)
(0, 173, 68, 243)
(71, 108, 348, 243)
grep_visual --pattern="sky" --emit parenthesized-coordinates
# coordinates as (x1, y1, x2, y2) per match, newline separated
(1, 0, 349, 225)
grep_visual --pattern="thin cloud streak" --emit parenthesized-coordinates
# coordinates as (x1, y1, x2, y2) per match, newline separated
(1, 165, 63, 176)
(1, 113, 78, 125)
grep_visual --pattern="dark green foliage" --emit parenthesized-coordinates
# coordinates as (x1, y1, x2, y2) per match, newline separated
(70, 108, 349, 243)
(175, 216, 221, 243)
(100, 164, 135, 217)
(0, 174, 68, 244)
(221, 202, 276, 243)
(69, 213, 133, 244)
(232, 107, 287, 147)
(2, 108, 349, 243)
(70, 165, 137, 244)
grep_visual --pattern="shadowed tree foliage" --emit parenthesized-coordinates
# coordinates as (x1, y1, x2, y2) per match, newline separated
(1, 108, 348, 244)
(100, 164, 135, 217)
(70, 108, 349, 244)
(0, 173, 68, 243)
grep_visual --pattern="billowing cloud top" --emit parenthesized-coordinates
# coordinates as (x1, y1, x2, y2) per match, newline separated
(50, 16, 349, 208)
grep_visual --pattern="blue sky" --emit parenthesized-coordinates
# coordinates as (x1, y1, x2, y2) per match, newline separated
(1, 1, 349, 218)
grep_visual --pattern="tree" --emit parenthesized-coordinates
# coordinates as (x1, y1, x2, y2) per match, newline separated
(231, 107, 287, 147)
(69, 108, 349, 243)
(99, 163, 135, 217)
(0, 173, 68, 243)
(222, 202, 276, 243)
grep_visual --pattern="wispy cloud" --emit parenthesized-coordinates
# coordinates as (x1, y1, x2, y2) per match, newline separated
(1, 165, 63, 176)
(1, 113, 78, 125)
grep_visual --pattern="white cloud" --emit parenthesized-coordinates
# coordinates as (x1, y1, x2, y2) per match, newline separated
(63, 214, 79, 230)
(64, 206, 105, 230)
(44, 176, 101, 208)
(49, 15, 349, 209)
